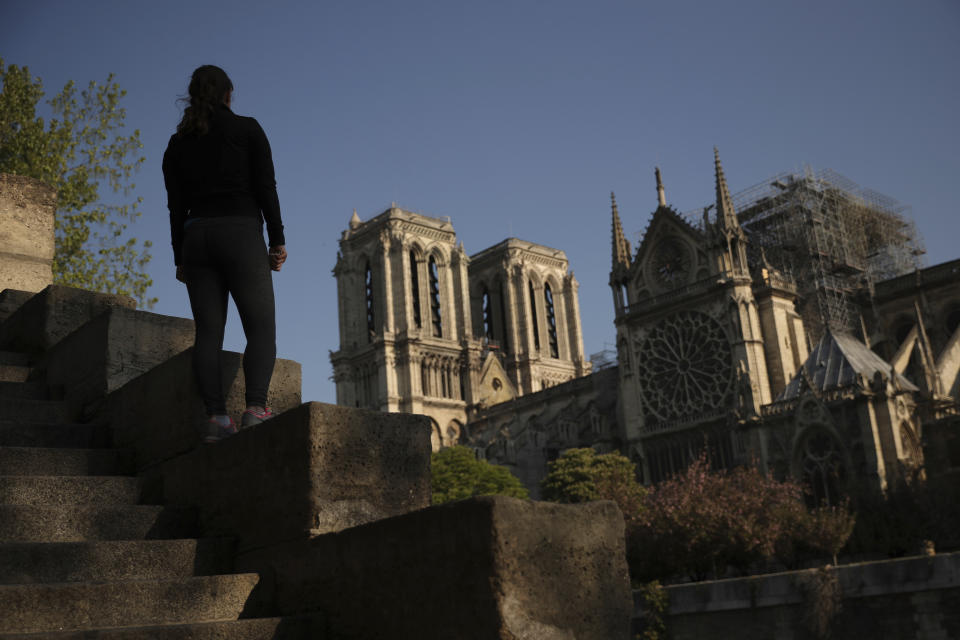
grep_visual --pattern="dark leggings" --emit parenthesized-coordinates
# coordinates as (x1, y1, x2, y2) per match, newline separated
(182, 216, 276, 414)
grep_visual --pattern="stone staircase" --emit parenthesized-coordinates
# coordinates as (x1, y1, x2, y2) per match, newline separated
(0, 350, 316, 638)
(0, 285, 632, 639)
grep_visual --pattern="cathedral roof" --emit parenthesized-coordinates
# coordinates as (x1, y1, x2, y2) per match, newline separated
(779, 329, 917, 401)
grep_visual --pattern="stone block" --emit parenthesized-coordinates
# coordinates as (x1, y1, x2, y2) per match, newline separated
(0, 285, 135, 355)
(150, 402, 432, 552)
(37, 306, 194, 420)
(0, 174, 56, 294)
(103, 348, 302, 470)
(0, 289, 35, 325)
(240, 496, 632, 640)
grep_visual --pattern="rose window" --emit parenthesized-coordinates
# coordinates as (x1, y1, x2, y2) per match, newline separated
(637, 310, 732, 421)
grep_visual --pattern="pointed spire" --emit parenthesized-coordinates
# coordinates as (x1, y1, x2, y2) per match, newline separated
(655, 166, 666, 207)
(349, 208, 361, 229)
(714, 147, 739, 231)
(611, 191, 632, 272)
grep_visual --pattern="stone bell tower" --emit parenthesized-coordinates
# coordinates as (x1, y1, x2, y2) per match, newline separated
(331, 205, 593, 451)
(330, 206, 477, 450)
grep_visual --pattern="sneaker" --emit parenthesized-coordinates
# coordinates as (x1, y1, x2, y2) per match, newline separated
(202, 416, 238, 444)
(241, 407, 274, 429)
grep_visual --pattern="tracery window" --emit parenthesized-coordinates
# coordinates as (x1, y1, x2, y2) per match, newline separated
(798, 427, 845, 506)
(544, 283, 559, 358)
(429, 256, 442, 337)
(636, 310, 732, 422)
(365, 261, 375, 341)
(528, 280, 540, 351)
(409, 251, 421, 328)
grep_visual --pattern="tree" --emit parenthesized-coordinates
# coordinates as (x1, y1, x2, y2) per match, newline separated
(0, 59, 154, 307)
(541, 448, 645, 521)
(431, 446, 529, 504)
(629, 453, 856, 583)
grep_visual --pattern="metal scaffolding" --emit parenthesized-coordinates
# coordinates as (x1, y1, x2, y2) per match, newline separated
(729, 167, 925, 338)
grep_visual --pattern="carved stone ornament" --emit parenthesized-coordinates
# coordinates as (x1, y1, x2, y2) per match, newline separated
(636, 310, 733, 421)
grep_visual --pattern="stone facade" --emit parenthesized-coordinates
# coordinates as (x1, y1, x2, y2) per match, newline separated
(331, 206, 591, 451)
(612, 151, 960, 496)
(0, 173, 56, 293)
(331, 155, 960, 499)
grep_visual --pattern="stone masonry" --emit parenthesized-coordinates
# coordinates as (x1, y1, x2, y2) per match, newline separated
(0, 284, 633, 638)
(0, 174, 56, 294)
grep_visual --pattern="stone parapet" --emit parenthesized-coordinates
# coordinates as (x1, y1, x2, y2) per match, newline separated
(0, 285, 135, 355)
(148, 402, 432, 552)
(102, 348, 302, 470)
(636, 552, 960, 639)
(0, 174, 56, 294)
(239, 496, 632, 640)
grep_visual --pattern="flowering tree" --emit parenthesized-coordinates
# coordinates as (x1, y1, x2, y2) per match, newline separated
(628, 454, 856, 582)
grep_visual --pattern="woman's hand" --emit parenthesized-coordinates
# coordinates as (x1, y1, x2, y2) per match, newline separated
(269, 245, 287, 271)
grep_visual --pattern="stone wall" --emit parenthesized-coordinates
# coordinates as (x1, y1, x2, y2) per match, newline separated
(635, 552, 960, 640)
(0, 174, 56, 293)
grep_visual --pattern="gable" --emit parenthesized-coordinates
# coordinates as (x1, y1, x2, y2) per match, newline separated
(631, 206, 708, 296)
(475, 352, 517, 408)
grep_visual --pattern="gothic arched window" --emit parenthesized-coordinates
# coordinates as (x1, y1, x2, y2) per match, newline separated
(799, 428, 845, 506)
(365, 261, 375, 341)
(544, 283, 559, 358)
(409, 251, 422, 329)
(429, 256, 443, 337)
(499, 281, 510, 352)
(528, 280, 540, 351)
(482, 286, 494, 340)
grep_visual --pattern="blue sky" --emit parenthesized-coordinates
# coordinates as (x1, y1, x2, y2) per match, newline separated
(3, 0, 958, 404)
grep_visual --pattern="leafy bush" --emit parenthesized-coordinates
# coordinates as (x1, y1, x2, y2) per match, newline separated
(431, 446, 529, 504)
(541, 448, 645, 521)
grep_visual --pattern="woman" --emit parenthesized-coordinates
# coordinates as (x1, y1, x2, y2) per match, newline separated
(162, 65, 288, 443)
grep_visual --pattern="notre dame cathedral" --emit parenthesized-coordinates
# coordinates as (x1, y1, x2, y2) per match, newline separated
(331, 149, 960, 499)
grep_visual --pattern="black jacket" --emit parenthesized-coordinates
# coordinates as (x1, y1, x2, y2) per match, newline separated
(162, 104, 285, 265)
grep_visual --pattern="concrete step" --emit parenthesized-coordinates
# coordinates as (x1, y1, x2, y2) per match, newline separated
(0, 476, 142, 506)
(0, 538, 235, 584)
(0, 573, 260, 634)
(0, 504, 197, 542)
(0, 380, 59, 401)
(0, 352, 32, 383)
(0, 364, 30, 384)
(0, 291, 34, 325)
(0, 397, 71, 423)
(0, 421, 111, 448)
(0, 446, 127, 476)
(0, 616, 323, 639)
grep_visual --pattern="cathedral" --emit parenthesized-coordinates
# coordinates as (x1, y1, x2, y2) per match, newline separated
(331, 150, 960, 499)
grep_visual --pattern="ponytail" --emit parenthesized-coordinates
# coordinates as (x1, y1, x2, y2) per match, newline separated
(176, 65, 233, 136)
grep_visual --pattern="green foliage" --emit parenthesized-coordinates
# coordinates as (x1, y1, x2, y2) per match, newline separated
(0, 59, 154, 307)
(431, 446, 529, 504)
(541, 448, 646, 520)
(635, 580, 668, 640)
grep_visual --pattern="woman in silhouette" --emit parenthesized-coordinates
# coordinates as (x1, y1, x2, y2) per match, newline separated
(163, 65, 287, 442)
